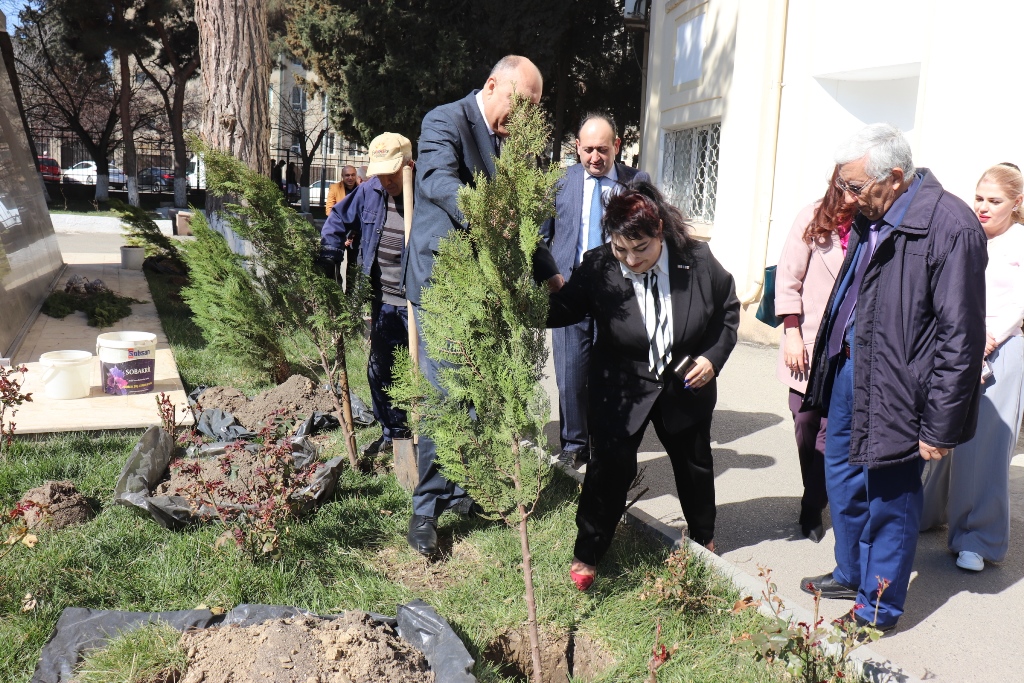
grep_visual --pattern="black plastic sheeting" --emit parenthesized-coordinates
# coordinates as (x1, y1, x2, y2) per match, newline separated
(112, 426, 345, 529)
(31, 600, 476, 683)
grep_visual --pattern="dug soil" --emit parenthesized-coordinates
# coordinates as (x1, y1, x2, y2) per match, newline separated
(155, 447, 296, 502)
(179, 612, 434, 683)
(198, 375, 338, 431)
(484, 626, 614, 683)
(17, 480, 93, 530)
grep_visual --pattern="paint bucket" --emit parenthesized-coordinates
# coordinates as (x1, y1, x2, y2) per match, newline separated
(96, 331, 157, 395)
(39, 350, 93, 400)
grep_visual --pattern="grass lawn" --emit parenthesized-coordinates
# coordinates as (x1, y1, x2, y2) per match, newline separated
(0, 272, 791, 683)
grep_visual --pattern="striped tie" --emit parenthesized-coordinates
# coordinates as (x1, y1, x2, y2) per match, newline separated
(645, 271, 669, 373)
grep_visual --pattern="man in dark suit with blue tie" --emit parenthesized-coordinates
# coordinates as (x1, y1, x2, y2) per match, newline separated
(400, 55, 556, 557)
(538, 114, 649, 468)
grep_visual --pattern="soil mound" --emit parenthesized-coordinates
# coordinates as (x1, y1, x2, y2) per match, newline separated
(180, 612, 434, 683)
(200, 375, 338, 431)
(17, 480, 92, 530)
(155, 446, 294, 500)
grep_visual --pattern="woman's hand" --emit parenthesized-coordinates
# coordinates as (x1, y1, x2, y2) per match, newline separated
(684, 356, 716, 390)
(784, 327, 808, 375)
(985, 333, 997, 358)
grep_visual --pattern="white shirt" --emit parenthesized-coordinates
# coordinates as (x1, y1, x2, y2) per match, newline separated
(985, 223, 1024, 344)
(577, 164, 619, 264)
(619, 241, 674, 374)
(474, 91, 497, 142)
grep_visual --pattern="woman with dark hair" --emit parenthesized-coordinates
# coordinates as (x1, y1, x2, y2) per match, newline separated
(547, 180, 740, 590)
(774, 166, 856, 542)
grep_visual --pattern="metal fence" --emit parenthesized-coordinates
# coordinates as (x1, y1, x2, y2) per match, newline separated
(661, 122, 721, 224)
(31, 127, 178, 177)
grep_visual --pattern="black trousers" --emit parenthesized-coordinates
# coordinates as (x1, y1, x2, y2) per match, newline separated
(574, 395, 716, 566)
(788, 389, 829, 512)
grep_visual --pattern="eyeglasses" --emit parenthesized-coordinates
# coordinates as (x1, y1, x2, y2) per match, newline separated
(835, 175, 880, 197)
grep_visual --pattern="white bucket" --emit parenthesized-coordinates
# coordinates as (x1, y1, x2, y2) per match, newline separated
(96, 331, 157, 395)
(120, 245, 145, 270)
(39, 350, 93, 400)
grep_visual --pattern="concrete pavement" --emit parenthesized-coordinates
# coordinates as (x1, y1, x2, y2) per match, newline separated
(539, 340, 1024, 682)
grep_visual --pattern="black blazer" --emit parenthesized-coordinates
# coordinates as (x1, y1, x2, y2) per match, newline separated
(547, 240, 739, 438)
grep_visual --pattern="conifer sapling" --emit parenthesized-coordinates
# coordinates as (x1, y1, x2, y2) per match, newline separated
(391, 94, 561, 683)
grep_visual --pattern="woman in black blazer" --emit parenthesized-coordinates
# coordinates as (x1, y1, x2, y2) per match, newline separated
(547, 181, 740, 590)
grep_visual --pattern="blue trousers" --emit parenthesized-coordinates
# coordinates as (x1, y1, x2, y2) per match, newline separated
(825, 350, 924, 628)
(551, 316, 595, 453)
(410, 305, 468, 517)
(367, 301, 408, 440)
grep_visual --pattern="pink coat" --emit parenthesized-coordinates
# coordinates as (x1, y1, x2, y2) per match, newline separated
(775, 202, 845, 393)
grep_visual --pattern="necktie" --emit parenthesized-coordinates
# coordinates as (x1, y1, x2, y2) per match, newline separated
(587, 176, 603, 252)
(827, 225, 879, 358)
(645, 271, 669, 373)
(493, 135, 502, 159)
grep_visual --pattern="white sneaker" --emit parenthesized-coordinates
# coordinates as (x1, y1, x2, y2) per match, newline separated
(956, 551, 984, 571)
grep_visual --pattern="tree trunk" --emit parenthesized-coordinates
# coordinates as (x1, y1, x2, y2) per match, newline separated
(519, 504, 543, 683)
(332, 334, 360, 470)
(118, 51, 139, 207)
(513, 446, 543, 683)
(195, 0, 271, 217)
(171, 79, 190, 208)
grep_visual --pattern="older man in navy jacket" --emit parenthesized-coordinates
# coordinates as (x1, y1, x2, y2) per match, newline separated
(536, 113, 648, 468)
(322, 133, 414, 459)
(800, 124, 987, 633)
(399, 55, 559, 557)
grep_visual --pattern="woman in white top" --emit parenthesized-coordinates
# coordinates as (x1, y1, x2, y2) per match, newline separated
(945, 163, 1024, 571)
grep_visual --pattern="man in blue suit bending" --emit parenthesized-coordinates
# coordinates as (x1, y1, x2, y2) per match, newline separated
(400, 55, 556, 557)
(538, 114, 648, 468)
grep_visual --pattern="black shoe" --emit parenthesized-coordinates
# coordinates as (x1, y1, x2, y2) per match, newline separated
(557, 449, 588, 469)
(800, 572, 858, 600)
(407, 515, 438, 557)
(833, 611, 896, 640)
(452, 498, 485, 517)
(362, 435, 392, 458)
(799, 507, 825, 544)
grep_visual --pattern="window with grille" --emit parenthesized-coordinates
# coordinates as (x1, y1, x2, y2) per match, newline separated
(290, 86, 306, 111)
(662, 122, 721, 224)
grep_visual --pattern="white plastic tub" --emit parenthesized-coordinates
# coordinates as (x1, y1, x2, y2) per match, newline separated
(120, 245, 145, 270)
(39, 350, 93, 400)
(96, 331, 157, 395)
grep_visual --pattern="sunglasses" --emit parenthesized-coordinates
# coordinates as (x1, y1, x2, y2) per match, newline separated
(834, 174, 882, 197)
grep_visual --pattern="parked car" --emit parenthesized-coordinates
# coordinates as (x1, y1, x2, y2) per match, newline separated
(62, 161, 127, 189)
(37, 157, 61, 182)
(138, 167, 174, 191)
(186, 154, 205, 189)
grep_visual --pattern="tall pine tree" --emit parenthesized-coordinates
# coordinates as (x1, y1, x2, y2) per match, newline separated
(391, 95, 560, 683)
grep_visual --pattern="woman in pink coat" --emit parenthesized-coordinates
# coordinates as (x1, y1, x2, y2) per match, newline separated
(775, 167, 855, 541)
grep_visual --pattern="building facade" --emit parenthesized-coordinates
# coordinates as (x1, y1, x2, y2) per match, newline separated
(269, 56, 368, 199)
(641, 0, 1024, 342)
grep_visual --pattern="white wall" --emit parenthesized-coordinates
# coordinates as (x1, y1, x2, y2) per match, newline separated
(644, 0, 1024, 343)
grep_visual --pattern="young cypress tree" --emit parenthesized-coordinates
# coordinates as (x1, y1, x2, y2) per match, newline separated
(391, 95, 561, 682)
(181, 143, 367, 469)
(180, 210, 290, 383)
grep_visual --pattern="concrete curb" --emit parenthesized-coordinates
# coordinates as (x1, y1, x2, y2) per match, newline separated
(556, 463, 924, 683)
(50, 213, 173, 236)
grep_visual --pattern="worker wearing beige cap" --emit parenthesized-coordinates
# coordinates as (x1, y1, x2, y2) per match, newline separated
(319, 132, 414, 459)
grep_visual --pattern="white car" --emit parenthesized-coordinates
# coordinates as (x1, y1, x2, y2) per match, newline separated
(62, 161, 127, 189)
